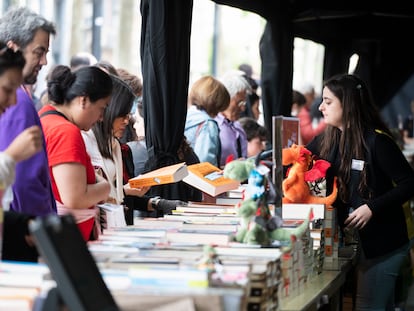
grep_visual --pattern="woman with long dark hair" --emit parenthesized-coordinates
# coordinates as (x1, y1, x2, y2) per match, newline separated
(307, 73, 414, 310)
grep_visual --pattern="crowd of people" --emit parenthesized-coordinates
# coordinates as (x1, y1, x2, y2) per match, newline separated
(1, 6, 414, 311)
(0, 7, 268, 252)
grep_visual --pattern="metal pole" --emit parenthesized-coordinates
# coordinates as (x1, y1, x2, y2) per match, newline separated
(211, 4, 220, 76)
(92, 0, 102, 60)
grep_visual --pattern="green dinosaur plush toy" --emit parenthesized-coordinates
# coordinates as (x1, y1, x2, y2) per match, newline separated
(223, 155, 312, 249)
(223, 158, 255, 182)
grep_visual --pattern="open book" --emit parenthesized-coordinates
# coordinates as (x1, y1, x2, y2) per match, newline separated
(182, 162, 240, 197)
(128, 162, 188, 188)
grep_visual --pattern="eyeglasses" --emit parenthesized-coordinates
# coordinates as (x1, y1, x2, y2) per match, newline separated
(238, 100, 247, 108)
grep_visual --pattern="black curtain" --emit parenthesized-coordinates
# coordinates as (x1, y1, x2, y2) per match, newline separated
(259, 17, 294, 134)
(322, 42, 352, 86)
(140, 0, 193, 199)
(354, 38, 414, 110)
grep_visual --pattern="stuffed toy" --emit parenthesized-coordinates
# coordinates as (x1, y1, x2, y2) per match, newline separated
(282, 144, 337, 206)
(223, 155, 312, 249)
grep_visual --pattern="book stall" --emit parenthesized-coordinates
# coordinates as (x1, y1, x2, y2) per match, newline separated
(90, 200, 347, 311)
(89, 143, 347, 311)
(0, 200, 351, 311)
(0, 117, 355, 311)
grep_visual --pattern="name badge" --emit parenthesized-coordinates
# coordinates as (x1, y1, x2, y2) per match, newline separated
(351, 159, 365, 171)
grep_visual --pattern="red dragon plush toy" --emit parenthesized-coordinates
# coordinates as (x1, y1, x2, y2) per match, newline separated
(282, 144, 337, 206)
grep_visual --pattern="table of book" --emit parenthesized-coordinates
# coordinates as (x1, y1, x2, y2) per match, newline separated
(89, 203, 352, 311)
(0, 202, 354, 311)
(98, 228, 352, 311)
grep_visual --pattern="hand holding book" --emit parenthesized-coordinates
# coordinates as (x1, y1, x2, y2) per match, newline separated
(128, 162, 188, 188)
(123, 183, 151, 197)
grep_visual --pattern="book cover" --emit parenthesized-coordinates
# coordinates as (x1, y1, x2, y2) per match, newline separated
(128, 162, 188, 188)
(183, 162, 240, 197)
(272, 116, 300, 206)
(282, 116, 300, 147)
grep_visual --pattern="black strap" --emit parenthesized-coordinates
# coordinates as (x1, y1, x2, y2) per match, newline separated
(236, 136, 242, 158)
(39, 109, 69, 121)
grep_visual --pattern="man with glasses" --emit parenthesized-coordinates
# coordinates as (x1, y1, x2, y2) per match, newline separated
(215, 70, 252, 167)
(0, 6, 57, 260)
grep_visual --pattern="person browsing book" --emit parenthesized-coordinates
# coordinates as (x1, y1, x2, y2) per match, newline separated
(82, 73, 192, 225)
(215, 71, 251, 167)
(185, 75, 230, 167)
(116, 68, 148, 177)
(39, 65, 112, 241)
(0, 43, 44, 262)
(115, 69, 202, 206)
(81, 74, 152, 222)
(306, 73, 414, 310)
(0, 7, 57, 220)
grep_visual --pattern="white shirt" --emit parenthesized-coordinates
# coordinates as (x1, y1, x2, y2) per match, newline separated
(0, 152, 15, 210)
(82, 130, 124, 204)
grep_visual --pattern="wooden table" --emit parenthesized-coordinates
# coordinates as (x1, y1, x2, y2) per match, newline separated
(281, 257, 353, 311)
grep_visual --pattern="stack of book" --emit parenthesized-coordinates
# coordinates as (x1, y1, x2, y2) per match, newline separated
(93, 227, 251, 310)
(214, 185, 246, 205)
(85, 199, 329, 309)
(0, 261, 55, 311)
(323, 205, 338, 264)
(89, 215, 288, 310)
(214, 246, 282, 311)
(310, 228, 325, 274)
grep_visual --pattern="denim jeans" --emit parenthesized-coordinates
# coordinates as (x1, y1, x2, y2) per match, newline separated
(355, 242, 410, 311)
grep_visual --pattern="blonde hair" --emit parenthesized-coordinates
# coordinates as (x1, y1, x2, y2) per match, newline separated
(189, 75, 230, 117)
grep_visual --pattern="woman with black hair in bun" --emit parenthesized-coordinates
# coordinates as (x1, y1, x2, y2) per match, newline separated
(39, 65, 113, 241)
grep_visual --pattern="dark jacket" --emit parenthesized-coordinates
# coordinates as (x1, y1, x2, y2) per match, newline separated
(307, 129, 414, 259)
